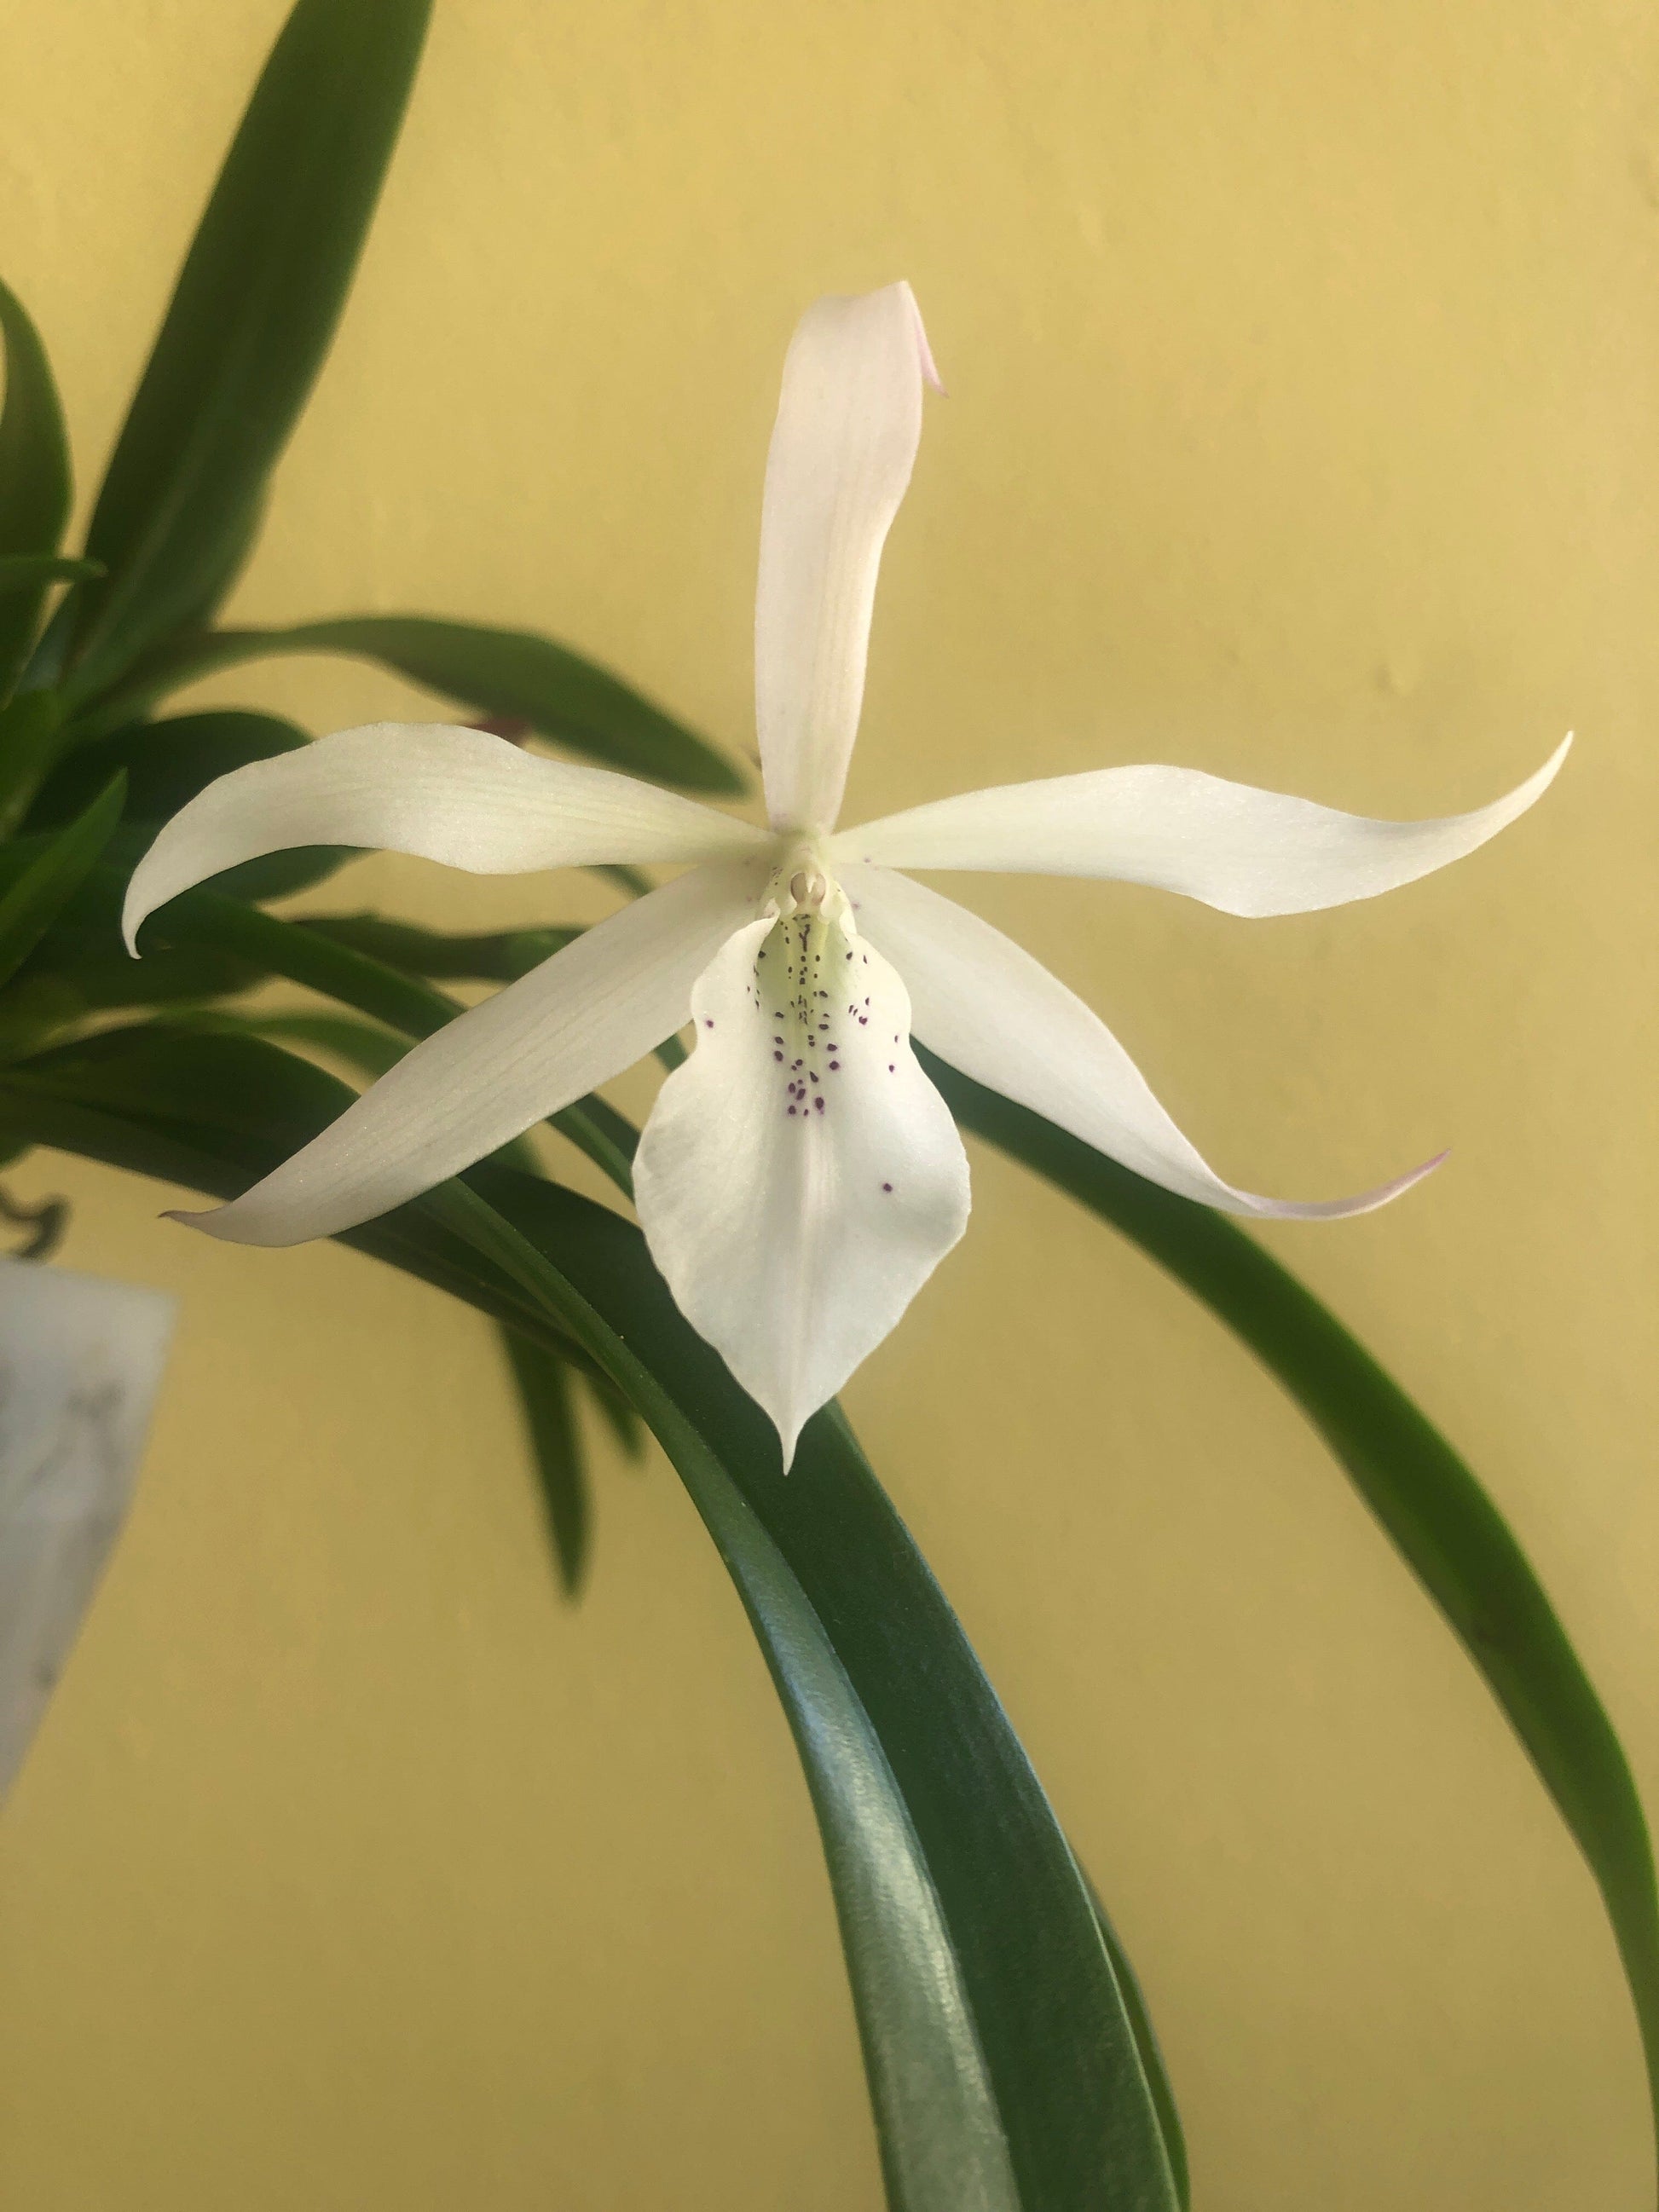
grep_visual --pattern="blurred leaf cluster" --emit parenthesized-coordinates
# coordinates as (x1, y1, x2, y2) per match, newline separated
(0, 3, 1651, 2204)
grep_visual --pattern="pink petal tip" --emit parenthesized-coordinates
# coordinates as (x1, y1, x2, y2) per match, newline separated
(1370, 1146, 1451, 1210)
(901, 281, 947, 395)
(160, 1205, 216, 1233)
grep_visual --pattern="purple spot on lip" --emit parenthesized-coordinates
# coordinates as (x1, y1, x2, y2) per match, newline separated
(887, 1063, 894, 1071)
(814, 1096, 825, 1113)
(829, 1060, 840, 1071)
(703, 1019, 714, 1029)
(882, 1181, 893, 1193)
(773, 1051, 783, 1061)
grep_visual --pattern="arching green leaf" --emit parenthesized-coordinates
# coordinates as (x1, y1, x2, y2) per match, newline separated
(70, 614, 743, 792)
(0, 278, 72, 697)
(923, 1046, 1659, 2180)
(66, 0, 433, 698)
(0, 774, 124, 992)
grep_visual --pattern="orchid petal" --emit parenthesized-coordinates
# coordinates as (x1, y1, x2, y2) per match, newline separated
(844, 863, 1441, 1218)
(171, 860, 766, 1246)
(633, 905, 970, 1464)
(754, 282, 935, 837)
(124, 721, 766, 951)
(832, 737, 1570, 915)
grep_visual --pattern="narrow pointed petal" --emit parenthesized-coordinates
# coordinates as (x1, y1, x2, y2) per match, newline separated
(633, 905, 970, 1464)
(754, 283, 934, 837)
(172, 861, 766, 1247)
(124, 721, 766, 951)
(843, 863, 1441, 1219)
(832, 737, 1570, 915)
(0, 1261, 175, 1801)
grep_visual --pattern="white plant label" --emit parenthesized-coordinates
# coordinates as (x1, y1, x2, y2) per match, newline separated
(0, 1259, 176, 1801)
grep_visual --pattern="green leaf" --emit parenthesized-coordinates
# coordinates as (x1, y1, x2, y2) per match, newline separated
(14, 944, 259, 1023)
(31, 708, 308, 827)
(0, 277, 72, 696)
(126, 874, 448, 1026)
(0, 690, 66, 840)
(65, 0, 433, 700)
(170, 490, 266, 638)
(0, 975, 88, 1061)
(1, 1023, 1181, 2212)
(67, 615, 744, 791)
(28, 710, 352, 901)
(0, 554, 101, 599)
(177, 1005, 406, 1074)
(124, 879, 636, 1191)
(1081, 1868, 1189, 2211)
(0, 838, 265, 1021)
(0, 774, 125, 993)
(199, 846, 357, 904)
(301, 911, 579, 983)
(923, 1046, 1659, 2169)
(0, 1042, 598, 1396)
(500, 1326, 591, 1597)
(592, 861, 656, 899)
(176, 1005, 544, 1180)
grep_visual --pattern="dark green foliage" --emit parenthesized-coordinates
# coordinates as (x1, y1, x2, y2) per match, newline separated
(66, 0, 435, 697)
(71, 615, 743, 792)
(0, 775, 125, 992)
(300, 911, 580, 982)
(0, 279, 72, 698)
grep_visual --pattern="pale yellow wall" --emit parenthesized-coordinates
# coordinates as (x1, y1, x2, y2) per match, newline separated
(1, 0, 1656, 2203)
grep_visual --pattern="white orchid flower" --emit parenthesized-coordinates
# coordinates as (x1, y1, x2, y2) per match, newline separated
(124, 282, 1568, 1463)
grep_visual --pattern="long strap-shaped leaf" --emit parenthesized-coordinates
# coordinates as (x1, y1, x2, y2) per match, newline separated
(0, 554, 100, 599)
(922, 1045, 1659, 2169)
(0, 1022, 1181, 2212)
(65, 0, 432, 699)
(0, 773, 124, 990)
(0, 277, 72, 697)
(64, 615, 743, 794)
